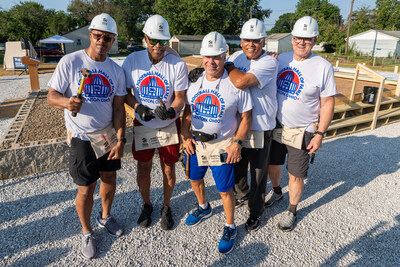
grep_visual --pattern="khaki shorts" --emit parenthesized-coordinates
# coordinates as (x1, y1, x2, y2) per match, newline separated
(269, 131, 313, 178)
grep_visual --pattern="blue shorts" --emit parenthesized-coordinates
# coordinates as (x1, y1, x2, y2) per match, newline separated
(185, 153, 234, 192)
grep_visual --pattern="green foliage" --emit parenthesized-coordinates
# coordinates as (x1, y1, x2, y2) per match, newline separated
(269, 13, 296, 33)
(67, 0, 153, 42)
(0, 1, 49, 44)
(154, 0, 271, 35)
(375, 0, 400, 30)
(349, 7, 376, 36)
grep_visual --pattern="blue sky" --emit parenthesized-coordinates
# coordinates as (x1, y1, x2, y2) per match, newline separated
(1, 0, 377, 30)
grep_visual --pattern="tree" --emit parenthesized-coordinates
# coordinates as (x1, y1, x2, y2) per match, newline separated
(44, 10, 85, 38)
(269, 13, 296, 33)
(1, 1, 49, 44)
(348, 7, 375, 35)
(67, 0, 153, 42)
(154, 0, 271, 35)
(375, 0, 400, 30)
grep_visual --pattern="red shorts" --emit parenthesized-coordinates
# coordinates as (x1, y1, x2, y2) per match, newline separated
(132, 119, 181, 164)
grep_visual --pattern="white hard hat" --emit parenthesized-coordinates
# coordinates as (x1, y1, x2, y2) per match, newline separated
(88, 13, 118, 36)
(291, 16, 319, 38)
(200, 32, 227, 56)
(240, 18, 266, 39)
(143, 15, 171, 40)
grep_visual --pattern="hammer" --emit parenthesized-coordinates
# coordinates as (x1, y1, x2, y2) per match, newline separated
(72, 68, 92, 117)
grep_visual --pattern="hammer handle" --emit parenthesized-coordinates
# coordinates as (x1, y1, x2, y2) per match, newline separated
(71, 76, 86, 117)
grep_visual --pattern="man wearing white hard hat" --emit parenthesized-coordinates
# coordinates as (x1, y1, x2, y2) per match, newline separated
(122, 15, 188, 231)
(47, 13, 126, 259)
(181, 32, 252, 254)
(267, 16, 336, 231)
(223, 18, 279, 232)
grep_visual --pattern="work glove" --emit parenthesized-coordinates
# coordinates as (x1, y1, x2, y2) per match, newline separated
(135, 104, 155, 121)
(155, 98, 176, 120)
(188, 67, 204, 83)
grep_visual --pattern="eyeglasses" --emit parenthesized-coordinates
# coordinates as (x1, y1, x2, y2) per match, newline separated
(242, 39, 263, 44)
(147, 37, 168, 46)
(91, 33, 114, 43)
(293, 37, 314, 44)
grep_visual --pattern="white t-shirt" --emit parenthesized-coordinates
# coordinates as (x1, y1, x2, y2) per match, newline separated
(276, 52, 337, 129)
(48, 50, 127, 137)
(186, 71, 253, 138)
(122, 50, 188, 129)
(228, 51, 278, 131)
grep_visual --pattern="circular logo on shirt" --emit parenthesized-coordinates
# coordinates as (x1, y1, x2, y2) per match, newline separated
(82, 73, 114, 102)
(136, 71, 170, 105)
(277, 67, 304, 100)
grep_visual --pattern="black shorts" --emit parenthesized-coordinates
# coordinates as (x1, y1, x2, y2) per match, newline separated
(269, 131, 313, 178)
(69, 138, 121, 186)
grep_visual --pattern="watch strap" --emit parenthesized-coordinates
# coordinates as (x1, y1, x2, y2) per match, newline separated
(117, 138, 127, 143)
(315, 131, 326, 137)
(233, 139, 243, 146)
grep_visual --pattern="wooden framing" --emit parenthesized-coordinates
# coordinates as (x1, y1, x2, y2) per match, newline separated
(349, 63, 386, 130)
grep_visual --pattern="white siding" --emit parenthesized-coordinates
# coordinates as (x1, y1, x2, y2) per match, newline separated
(349, 30, 399, 58)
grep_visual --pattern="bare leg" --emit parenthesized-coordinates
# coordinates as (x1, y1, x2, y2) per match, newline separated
(219, 189, 235, 225)
(288, 172, 304, 206)
(268, 164, 281, 187)
(137, 160, 153, 205)
(160, 160, 176, 207)
(76, 182, 97, 233)
(99, 171, 117, 218)
(190, 179, 207, 205)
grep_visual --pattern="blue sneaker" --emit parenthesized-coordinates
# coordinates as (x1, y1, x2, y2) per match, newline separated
(218, 226, 237, 254)
(185, 203, 212, 226)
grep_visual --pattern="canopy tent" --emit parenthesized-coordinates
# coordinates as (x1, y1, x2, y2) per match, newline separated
(39, 35, 74, 44)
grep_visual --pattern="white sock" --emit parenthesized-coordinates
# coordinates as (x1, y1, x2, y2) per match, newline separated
(199, 202, 208, 210)
(225, 223, 236, 229)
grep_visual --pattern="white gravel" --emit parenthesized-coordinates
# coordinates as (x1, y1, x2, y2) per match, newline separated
(1, 73, 400, 266)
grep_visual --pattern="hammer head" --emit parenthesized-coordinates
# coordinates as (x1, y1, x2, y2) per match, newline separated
(79, 68, 93, 78)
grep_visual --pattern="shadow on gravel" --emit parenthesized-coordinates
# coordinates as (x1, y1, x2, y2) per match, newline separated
(6, 247, 70, 267)
(321, 214, 400, 266)
(297, 134, 400, 224)
(209, 242, 268, 266)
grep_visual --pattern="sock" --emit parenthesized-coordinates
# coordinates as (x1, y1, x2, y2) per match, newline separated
(273, 186, 282, 195)
(225, 223, 236, 229)
(199, 202, 208, 210)
(288, 203, 297, 215)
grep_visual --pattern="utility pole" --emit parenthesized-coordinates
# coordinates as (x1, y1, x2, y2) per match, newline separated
(345, 0, 355, 55)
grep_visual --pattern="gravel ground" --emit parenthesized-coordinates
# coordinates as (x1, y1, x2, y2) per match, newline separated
(0, 122, 399, 266)
(0, 69, 399, 266)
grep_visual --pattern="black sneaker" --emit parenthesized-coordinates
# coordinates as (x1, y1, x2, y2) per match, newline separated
(160, 206, 174, 230)
(245, 216, 260, 232)
(235, 196, 248, 207)
(137, 203, 153, 228)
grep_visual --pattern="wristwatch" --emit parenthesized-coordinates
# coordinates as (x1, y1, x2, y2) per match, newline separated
(315, 131, 326, 138)
(233, 139, 243, 146)
(224, 61, 235, 71)
(117, 138, 127, 143)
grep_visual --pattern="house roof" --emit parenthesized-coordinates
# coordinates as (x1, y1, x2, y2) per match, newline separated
(266, 33, 291, 41)
(173, 35, 241, 41)
(349, 30, 400, 40)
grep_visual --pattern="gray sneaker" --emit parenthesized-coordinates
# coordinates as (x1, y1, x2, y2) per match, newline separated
(265, 190, 283, 207)
(81, 231, 96, 259)
(96, 212, 124, 237)
(277, 211, 296, 232)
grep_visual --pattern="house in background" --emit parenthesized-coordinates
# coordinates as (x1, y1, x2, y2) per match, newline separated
(265, 33, 292, 54)
(169, 35, 241, 56)
(62, 26, 119, 55)
(349, 30, 400, 58)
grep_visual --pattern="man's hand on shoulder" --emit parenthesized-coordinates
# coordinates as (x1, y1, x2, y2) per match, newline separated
(188, 67, 204, 83)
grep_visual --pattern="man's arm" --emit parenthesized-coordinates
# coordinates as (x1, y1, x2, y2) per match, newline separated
(170, 90, 186, 115)
(225, 65, 259, 90)
(47, 87, 84, 112)
(307, 96, 335, 154)
(108, 95, 126, 160)
(225, 109, 252, 164)
(181, 104, 196, 155)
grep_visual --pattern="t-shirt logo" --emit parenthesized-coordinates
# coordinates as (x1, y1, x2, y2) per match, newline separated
(191, 90, 226, 123)
(81, 72, 114, 102)
(277, 67, 304, 100)
(195, 94, 220, 118)
(136, 71, 170, 104)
